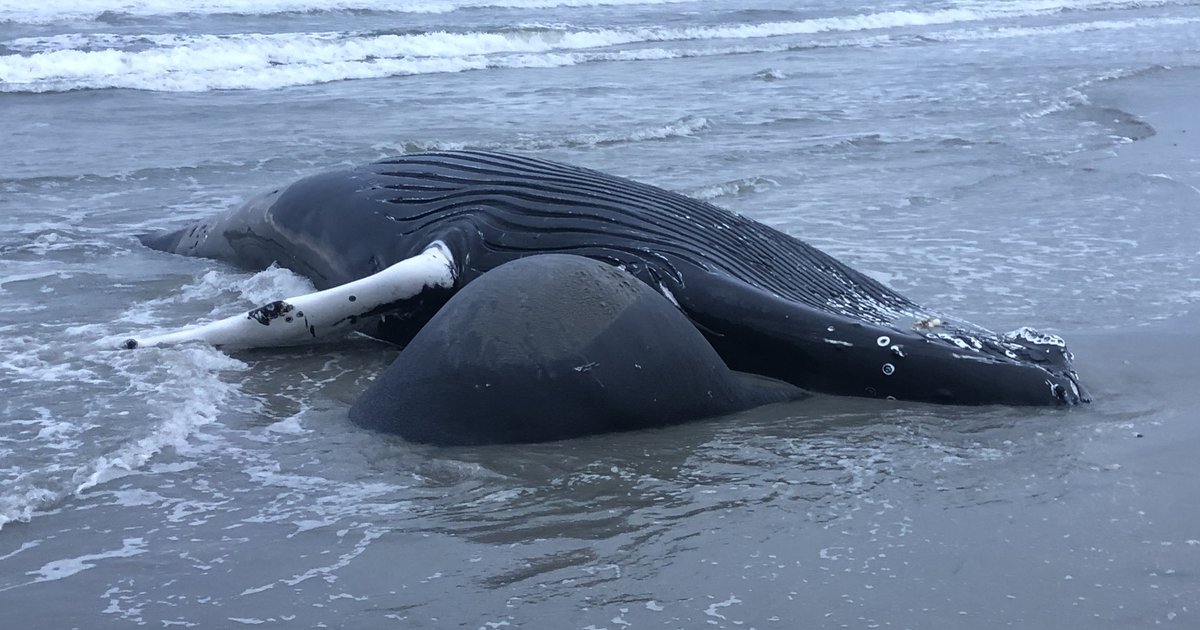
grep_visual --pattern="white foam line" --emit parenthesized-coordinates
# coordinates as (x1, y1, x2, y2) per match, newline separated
(935, 15, 1200, 46)
(0, 540, 41, 562)
(0, 0, 696, 24)
(4, 1, 1177, 92)
(0, 342, 105, 385)
(0, 289, 256, 533)
(686, 176, 779, 202)
(72, 348, 247, 494)
(0, 485, 56, 532)
(108, 264, 316, 328)
(389, 114, 709, 153)
(0, 538, 147, 593)
(704, 594, 742, 621)
(239, 527, 386, 595)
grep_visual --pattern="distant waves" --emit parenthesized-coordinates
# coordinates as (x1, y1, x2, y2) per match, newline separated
(1, 0, 1196, 92)
(0, 0, 698, 24)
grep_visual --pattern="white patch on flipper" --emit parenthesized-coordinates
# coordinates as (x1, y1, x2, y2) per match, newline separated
(123, 242, 456, 350)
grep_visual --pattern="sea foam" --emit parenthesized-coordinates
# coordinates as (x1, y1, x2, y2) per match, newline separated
(0, 0, 697, 24)
(0, 0, 1170, 92)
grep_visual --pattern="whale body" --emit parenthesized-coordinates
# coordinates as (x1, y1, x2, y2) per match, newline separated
(135, 150, 1088, 415)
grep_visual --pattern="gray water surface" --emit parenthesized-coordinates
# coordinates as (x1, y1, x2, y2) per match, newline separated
(2, 0, 1198, 627)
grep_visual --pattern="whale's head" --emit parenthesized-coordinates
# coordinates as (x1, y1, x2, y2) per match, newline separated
(998, 326, 1090, 404)
(138, 187, 284, 264)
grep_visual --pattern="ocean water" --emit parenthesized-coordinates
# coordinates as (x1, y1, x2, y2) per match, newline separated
(2, 0, 1199, 627)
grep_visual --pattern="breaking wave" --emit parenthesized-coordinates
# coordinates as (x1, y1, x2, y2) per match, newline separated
(0, 0, 697, 24)
(1, 0, 1184, 92)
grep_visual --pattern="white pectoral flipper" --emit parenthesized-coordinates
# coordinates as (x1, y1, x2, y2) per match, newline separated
(122, 242, 456, 350)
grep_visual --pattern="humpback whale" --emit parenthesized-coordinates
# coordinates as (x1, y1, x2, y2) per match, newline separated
(129, 150, 1088, 438)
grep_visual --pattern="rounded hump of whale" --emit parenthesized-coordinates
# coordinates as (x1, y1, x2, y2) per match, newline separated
(348, 254, 804, 445)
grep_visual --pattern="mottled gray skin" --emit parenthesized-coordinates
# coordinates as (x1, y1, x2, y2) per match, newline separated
(141, 150, 1089, 407)
(349, 255, 804, 445)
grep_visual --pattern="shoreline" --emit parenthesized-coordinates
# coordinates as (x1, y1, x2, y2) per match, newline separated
(1088, 65, 1200, 192)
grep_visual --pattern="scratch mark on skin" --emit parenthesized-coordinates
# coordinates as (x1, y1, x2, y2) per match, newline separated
(952, 353, 1000, 363)
(657, 283, 680, 308)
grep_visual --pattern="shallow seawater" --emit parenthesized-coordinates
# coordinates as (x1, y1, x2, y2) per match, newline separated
(2, 0, 1199, 627)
